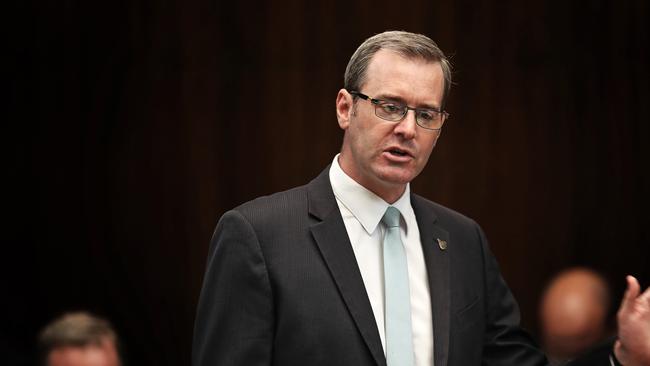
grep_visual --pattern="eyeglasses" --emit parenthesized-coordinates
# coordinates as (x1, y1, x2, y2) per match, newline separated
(349, 90, 449, 130)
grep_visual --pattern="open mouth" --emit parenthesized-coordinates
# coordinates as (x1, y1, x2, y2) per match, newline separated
(388, 149, 409, 157)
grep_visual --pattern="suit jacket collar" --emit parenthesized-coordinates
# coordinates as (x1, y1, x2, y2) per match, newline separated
(307, 166, 387, 366)
(412, 195, 451, 366)
(307, 166, 451, 366)
(307, 165, 339, 221)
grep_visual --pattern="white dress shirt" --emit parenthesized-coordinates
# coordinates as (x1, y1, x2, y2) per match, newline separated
(329, 154, 434, 366)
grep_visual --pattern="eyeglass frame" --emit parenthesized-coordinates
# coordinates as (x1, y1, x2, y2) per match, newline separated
(348, 90, 450, 131)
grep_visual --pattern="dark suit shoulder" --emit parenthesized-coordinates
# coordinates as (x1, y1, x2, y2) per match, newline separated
(232, 184, 310, 227)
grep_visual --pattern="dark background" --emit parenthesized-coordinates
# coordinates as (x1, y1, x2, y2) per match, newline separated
(5, 0, 649, 365)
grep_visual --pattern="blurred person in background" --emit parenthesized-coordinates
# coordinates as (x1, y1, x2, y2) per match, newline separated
(38, 312, 122, 366)
(540, 268, 613, 365)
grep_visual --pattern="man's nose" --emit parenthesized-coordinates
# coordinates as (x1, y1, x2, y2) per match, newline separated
(393, 110, 417, 139)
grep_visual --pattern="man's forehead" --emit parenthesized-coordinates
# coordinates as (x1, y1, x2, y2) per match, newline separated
(361, 49, 444, 105)
(365, 49, 440, 72)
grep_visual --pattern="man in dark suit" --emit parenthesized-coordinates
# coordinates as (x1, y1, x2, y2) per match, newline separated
(193, 31, 650, 366)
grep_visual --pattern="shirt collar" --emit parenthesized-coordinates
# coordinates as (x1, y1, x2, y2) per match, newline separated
(329, 154, 412, 235)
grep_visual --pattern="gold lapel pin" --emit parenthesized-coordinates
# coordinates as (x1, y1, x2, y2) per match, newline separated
(437, 238, 447, 250)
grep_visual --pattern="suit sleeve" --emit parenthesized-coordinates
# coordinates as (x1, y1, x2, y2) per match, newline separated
(476, 225, 549, 366)
(192, 210, 274, 366)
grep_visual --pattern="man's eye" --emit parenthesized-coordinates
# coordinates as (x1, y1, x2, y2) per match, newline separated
(381, 104, 402, 113)
(417, 110, 436, 121)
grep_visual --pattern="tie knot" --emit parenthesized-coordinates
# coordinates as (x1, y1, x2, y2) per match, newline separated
(382, 206, 401, 228)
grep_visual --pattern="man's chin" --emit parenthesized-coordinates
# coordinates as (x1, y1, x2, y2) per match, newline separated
(374, 168, 416, 186)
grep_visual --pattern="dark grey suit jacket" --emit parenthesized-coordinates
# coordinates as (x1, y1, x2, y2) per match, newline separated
(192, 166, 549, 366)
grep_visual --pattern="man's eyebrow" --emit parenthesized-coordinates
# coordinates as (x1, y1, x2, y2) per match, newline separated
(375, 93, 440, 110)
(375, 93, 406, 103)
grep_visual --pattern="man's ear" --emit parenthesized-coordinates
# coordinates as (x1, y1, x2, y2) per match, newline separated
(336, 89, 353, 130)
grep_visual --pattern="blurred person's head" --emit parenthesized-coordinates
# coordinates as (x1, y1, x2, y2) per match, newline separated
(539, 268, 611, 363)
(38, 312, 122, 366)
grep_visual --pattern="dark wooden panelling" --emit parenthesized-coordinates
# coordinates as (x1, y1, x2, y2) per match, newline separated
(5, 0, 649, 364)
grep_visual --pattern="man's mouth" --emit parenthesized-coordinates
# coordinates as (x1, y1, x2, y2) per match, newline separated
(388, 148, 410, 157)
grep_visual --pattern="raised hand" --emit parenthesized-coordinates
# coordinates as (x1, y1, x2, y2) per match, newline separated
(614, 276, 650, 366)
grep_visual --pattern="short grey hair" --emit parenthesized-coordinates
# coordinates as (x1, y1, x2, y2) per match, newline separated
(38, 312, 122, 365)
(344, 31, 452, 106)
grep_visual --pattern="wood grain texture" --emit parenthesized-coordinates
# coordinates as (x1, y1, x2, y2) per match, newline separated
(5, 0, 649, 364)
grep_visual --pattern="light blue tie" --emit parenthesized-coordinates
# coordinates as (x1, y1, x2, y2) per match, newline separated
(382, 206, 415, 366)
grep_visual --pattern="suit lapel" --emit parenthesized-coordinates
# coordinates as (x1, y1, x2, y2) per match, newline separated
(307, 168, 386, 366)
(413, 195, 450, 366)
